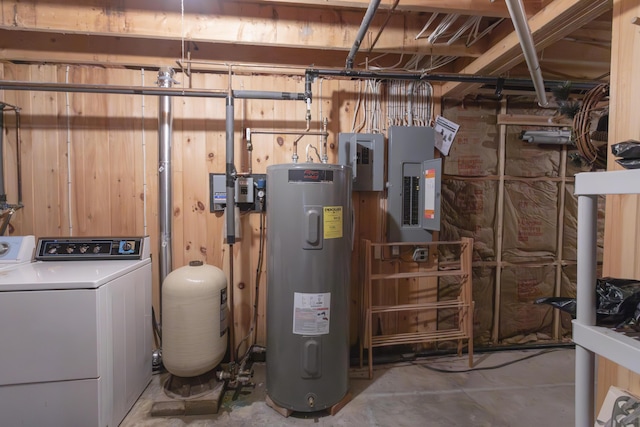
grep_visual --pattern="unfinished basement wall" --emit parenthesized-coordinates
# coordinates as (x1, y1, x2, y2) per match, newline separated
(3, 61, 604, 355)
(440, 97, 603, 347)
(0, 63, 381, 353)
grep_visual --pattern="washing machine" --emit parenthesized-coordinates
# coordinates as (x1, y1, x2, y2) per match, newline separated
(0, 236, 152, 427)
(0, 235, 35, 271)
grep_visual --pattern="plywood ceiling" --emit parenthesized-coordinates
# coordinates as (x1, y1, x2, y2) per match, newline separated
(0, 0, 612, 96)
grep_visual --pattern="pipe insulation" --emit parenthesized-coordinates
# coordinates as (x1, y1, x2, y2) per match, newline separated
(225, 91, 237, 361)
(504, 0, 549, 107)
(157, 67, 174, 326)
(225, 96, 236, 244)
(346, 0, 382, 69)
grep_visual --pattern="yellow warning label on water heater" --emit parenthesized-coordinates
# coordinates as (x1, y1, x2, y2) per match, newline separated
(323, 206, 343, 239)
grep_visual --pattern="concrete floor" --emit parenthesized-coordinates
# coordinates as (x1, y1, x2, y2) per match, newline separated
(122, 347, 575, 426)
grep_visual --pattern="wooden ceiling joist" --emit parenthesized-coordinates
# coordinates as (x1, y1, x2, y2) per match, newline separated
(254, 0, 543, 17)
(0, 0, 483, 59)
(0, 0, 611, 84)
(0, 29, 383, 71)
(441, 0, 612, 98)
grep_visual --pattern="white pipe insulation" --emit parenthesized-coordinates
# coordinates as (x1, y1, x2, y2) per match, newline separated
(505, 0, 549, 107)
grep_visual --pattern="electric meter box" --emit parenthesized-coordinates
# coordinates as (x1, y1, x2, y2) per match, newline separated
(338, 133, 384, 191)
(387, 126, 442, 243)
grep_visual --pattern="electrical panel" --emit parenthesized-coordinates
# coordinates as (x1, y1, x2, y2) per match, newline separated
(209, 173, 266, 212)
(338, 133, 384, 191)
(387, 126, 441, 242)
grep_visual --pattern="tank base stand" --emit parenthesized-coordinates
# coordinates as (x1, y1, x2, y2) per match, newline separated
(329, 392, 352, 416)
(265, 392, 353, 417)
(151, 378, 225, 417)
(265, 395, 293, 418)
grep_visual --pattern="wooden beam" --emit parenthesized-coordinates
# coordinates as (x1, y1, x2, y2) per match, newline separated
(441, 0, 612, 98)
(503, 37, 611, 80)
(597, 0, 640, 411)
(0, 29, 404, 70)
(249, 0, 543, 17)
(0, 0, 484, 59)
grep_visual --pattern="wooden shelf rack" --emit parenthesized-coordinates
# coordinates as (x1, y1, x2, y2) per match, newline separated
(359, 238, 474, 379)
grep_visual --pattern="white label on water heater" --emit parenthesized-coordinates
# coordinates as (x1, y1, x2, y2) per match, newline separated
(293, 292, 331, 335)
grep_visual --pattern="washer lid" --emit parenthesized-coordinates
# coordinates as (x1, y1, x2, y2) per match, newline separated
(0, 258, 150, 291)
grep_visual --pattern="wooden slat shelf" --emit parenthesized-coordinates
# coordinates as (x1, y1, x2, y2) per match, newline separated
(359, 238, 474, 379)
(371, 269, 467, 280)
(372, 330, 468, 347)
(371, 300, 468, 314)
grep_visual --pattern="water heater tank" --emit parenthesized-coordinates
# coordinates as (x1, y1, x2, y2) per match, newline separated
(162, 261, 228, 377)
(266, 163, 352, 412)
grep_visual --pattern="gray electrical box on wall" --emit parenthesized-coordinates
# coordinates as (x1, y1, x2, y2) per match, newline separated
(209, 173, 266, 212)
(338, 133, 384, 191)
(387, 126, 442, 242)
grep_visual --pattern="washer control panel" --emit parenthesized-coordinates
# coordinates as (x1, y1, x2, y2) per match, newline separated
(35, 236, 149, 261)
(0, 235, 36, 264)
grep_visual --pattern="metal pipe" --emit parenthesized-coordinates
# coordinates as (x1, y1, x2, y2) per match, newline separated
(157, 67, 174, 328)
(305, 68, 600, 93)
(346, 0, 382, 69)
(504, 0, 549, 107)
(249, 129, 328, 136)
(228, 242, 235, 363)
(234, 90, 305, 101)
(14, 109, 22, 206)
(0, 208, 15, 236)
(0, 105, 6, 205)
(0, 101, 19, 110)
(0, 80, 307, 101)
(226, 66, 237, 362)
(1, 72, 599, 100)
(247, 142, 253, 175)
(305, 73, 313, 104)
(0, 80, 225, 97)
(225, 96, 236, 244)
(575, 194, 598, 427)
(321, 118, 328, 163)
(248, 128, 329, 164)
(367, 0, 400, 54)
(292, 119, 310, 163)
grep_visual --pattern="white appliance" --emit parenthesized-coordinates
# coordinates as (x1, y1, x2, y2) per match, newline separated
(0, 236, 152, 427)
(0, 235, 35, 271)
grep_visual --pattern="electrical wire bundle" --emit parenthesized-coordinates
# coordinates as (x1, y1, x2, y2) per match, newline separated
(573, 83, 609, 169)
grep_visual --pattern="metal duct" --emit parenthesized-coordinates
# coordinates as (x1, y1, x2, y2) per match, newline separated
(157, 67, 174, 324)
(346, 0, 381, 69)
(505, 0, 549, 107)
